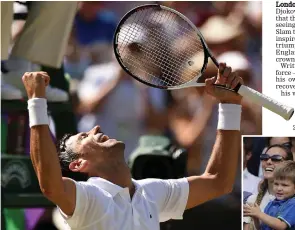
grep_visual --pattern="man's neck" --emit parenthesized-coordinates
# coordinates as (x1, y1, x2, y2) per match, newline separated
(95, 163, 135, 197)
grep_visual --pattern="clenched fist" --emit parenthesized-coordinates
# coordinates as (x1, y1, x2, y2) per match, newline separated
(22, 72, 50, 99)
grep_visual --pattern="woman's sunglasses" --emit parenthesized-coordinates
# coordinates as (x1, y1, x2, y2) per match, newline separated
(281, 142, 293, 149)
(260, 154, 285, 162)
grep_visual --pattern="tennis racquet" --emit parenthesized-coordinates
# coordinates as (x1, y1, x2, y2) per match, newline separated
(113, 4, 294, 121)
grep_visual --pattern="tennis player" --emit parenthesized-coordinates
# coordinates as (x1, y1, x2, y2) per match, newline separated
(22, 63, 243, 230)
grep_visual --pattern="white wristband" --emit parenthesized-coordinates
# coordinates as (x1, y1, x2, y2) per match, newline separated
(27, 98, 49, 128)
(217, 103, 242, 130)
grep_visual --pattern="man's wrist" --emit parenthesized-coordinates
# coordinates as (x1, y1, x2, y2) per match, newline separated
(30, 92, 46, 99)
(27, 98, 49, 128)
(220, 99, 242, 105)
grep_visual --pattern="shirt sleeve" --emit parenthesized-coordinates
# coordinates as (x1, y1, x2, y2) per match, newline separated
(141, 178, 189, 222)
(58, 180, 110, 228)
(277, 199, 295, 228)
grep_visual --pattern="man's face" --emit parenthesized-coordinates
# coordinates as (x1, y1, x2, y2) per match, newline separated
(261, 147, 287, 180)
(273, 179, 295, 200)
(66, 126, 125, 174)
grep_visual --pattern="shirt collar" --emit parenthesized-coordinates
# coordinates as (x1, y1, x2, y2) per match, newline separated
(87, 177, 143, 197)
(132, 179, 143, 194)
(273, 196, 295, 204)
(273, 198, 289, 204)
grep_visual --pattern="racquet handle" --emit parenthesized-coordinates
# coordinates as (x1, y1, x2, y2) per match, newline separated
(237, 84, 294, 120)
(211, 58, 293, 120)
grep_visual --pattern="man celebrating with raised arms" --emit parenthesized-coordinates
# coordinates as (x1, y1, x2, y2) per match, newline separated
(22, 63, 243, 230)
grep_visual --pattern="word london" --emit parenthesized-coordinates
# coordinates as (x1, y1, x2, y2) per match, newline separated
(276, 1, 295, 7)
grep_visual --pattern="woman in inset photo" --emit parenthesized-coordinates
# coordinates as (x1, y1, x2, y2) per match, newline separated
(243, 137, 294, 230)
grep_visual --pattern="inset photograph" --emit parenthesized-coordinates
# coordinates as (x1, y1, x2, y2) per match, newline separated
(243, 136, 295, 230)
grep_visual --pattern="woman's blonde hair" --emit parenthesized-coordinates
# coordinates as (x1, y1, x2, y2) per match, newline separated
(255, 179, 268, 205)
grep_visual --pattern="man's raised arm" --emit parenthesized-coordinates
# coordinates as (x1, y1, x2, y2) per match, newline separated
(186, 63, 242, 209)
(22, 72, 76, 215)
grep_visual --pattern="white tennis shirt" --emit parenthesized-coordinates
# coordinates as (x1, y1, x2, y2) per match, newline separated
(59, 177, 189, 230)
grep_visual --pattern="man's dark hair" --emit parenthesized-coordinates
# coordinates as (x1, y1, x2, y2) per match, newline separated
(57, 134, 89, 181)
(243, 137, 253, 154)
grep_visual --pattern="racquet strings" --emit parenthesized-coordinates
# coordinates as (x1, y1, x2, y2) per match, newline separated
(116, 6, 205, 88)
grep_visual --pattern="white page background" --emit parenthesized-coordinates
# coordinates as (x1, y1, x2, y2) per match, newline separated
(262, 0, 295, 135)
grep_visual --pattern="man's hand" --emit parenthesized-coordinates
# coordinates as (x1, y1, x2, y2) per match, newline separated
(205, 63, 243, 104)
(243, 203, 262, 218)
(22, 72, 50, 99)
